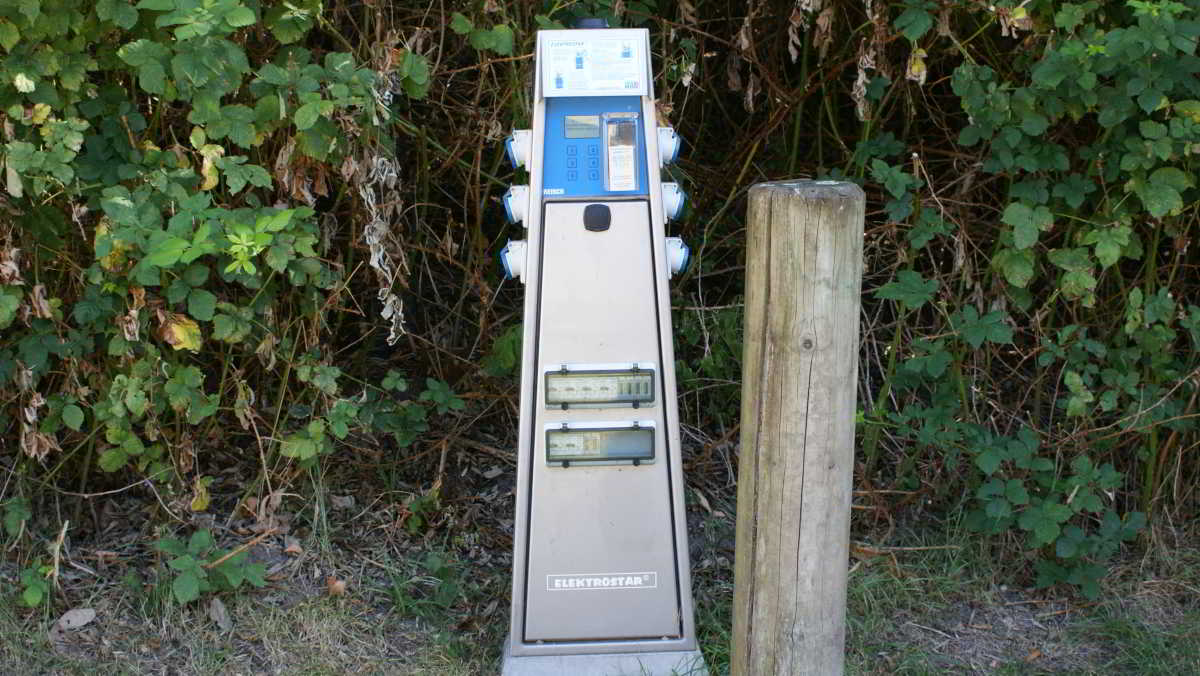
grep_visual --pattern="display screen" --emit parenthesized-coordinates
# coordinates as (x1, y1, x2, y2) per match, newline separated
(564, 115, 600, 139)
(546, 425, 655, 466)
(545, 369, 654, 408)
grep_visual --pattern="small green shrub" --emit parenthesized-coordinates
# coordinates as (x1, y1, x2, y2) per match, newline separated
(156, 529, 266, 604)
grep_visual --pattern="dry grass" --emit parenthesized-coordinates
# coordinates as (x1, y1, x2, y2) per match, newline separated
(3, 510, 1198, 675)
(0, 560, 491, 675)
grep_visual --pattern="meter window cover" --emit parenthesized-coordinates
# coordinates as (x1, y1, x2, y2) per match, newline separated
(564, 115, 601, 138)
(546, 425, 655, 465)
(604, 113, 639, 192)
(545, 368, 655, 408)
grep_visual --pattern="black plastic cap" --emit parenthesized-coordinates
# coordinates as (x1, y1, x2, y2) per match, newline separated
(583, 204, 611, 231)
(574, 17, 609, 29)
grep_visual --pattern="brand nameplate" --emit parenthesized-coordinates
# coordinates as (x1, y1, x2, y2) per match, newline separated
(547, 572, 658, 591)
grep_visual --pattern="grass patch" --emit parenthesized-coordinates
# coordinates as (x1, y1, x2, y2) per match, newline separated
(3, 480, 1196, 675)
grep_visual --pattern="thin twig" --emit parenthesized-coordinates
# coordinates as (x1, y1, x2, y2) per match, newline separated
(204, 529, 277, 570)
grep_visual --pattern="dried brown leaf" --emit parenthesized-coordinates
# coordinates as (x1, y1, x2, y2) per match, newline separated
(326, 576, 347, 597)
(30, 284, 51, 318)
(209, 597, 232, 632)
(56, 608, 96, 631)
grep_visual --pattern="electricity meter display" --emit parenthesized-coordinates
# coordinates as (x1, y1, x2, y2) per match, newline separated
(545, 367, 655, 408)
(545, 424, 655, 466)
(564, 115, 601, 139)
(604, 112, 639, 192)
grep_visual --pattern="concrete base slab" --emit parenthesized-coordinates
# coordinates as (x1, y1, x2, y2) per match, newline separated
(502, 644, 707, 676)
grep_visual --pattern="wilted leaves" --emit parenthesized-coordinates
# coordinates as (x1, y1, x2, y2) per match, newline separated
(159, 312, 203, 351)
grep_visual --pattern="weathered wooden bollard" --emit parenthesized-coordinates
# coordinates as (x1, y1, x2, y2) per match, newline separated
(732, 180, 865, 676)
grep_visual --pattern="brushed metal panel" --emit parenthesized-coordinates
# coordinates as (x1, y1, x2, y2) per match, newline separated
(523, 200, 681, 642)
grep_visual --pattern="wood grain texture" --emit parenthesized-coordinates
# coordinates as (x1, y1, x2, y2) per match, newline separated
(731, 180, 865, 676)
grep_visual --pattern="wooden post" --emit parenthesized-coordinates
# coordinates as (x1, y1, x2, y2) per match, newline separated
(732, 180, 865, 676)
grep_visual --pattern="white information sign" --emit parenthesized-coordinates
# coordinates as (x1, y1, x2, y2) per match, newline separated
(540, 30, 648, 97)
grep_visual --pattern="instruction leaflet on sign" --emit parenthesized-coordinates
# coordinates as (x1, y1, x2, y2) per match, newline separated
(542, 35, 647, 97)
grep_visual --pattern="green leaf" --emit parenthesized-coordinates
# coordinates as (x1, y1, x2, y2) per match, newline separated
(1064, 370, 1094, 416)
(188, 529, 213, 554)
(219, 158, 271, 193)
(0, 19, 20, 51)
(155, 538, 185, 557)
(1052, 173, 1095, 209)
(403, 51, 429, 85)
(265, 1, 314, 43)
(975, 447, 1002, 475)
(62, 404, 84, 431)
(1047, 247, 1092, 272)
(136, 0, 174, 9)
(534, 14, 565, 30)
(294, 101, 322, 130)
(4, 500, 31, 536)
(98, 448, 128, 472)
(985, 498, 1011, 519)
(182, 263, 209, 287)
(1005, 479, 1030, 505)
(243, 562, 267, 587)
(1020, 112, 1049, 136)
(187, 289, 217, 321)
(97, 0, 138, 28)
(993, 247, 1035, 288)
(167, 278, 191, 304)
(1002, 202, 1054, 250)
(1033, 517, 1061, 546)
(1054, 2, 1095, 31)
(382, 369, 408, 392)
(874, 270, 937, 309)
(449, 12, 473, 34)
(225, 6, 255, 27)
(489, 25, 514, 56)
(145, 237, 190, 267)
(469, 28, 496, 52)
(1032, 54, 1070, 89)
(954, 306, 1013, 349)
(280, 433, 318, 459)
(870, 159, 921, 199)
(894, 3, 934, 42)
(172, 570, 201, 603)
(22, 584, 43, 607)
(258, 63, 290, 86)
(1135, 167, 1193, 218)
(0, 287, 21, 329)
(1081, 225, 1131, 267)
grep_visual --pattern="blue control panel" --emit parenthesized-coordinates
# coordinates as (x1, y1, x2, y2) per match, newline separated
(542, 96, 649, 199)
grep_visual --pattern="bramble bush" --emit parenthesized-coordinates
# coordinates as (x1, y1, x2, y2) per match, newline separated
(850, 0, 1199, 596)
(0, 0, 468, 606)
